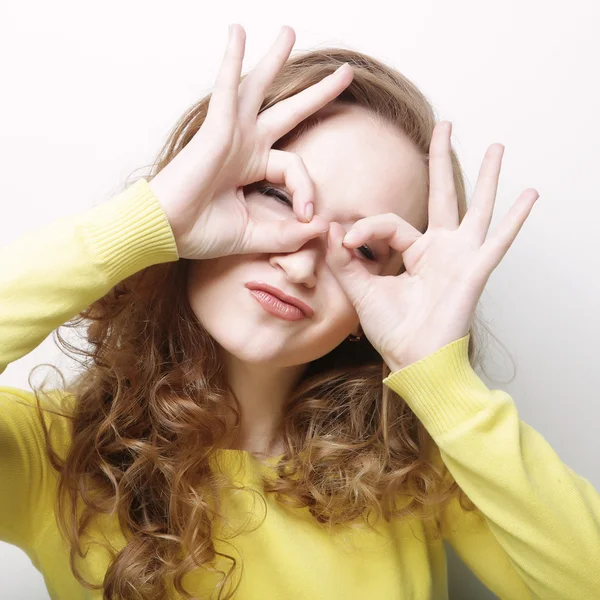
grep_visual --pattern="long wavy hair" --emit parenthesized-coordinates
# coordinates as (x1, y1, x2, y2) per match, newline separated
(22, 44, 514, 600)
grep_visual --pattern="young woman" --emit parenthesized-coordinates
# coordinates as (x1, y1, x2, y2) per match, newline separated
(1, 23, 598, 600)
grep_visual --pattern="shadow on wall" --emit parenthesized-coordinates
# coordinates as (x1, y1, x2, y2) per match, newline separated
(0, 541, 51, 599)
(446, 541, 499, 599)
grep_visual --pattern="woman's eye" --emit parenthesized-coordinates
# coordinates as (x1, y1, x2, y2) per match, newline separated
(258, 186, 292, 207)
(257, 186, 378, 262)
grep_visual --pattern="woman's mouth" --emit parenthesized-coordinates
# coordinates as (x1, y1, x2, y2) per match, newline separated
(248, 289, 307, 321)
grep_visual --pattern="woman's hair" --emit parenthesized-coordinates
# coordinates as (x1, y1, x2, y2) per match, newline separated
(22, 46, 514, 600)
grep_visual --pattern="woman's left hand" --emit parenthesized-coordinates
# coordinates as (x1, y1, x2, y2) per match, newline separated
(325, 121, 540, 372)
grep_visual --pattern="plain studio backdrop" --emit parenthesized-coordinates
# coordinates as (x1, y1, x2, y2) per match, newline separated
(1, 1, 599, 598)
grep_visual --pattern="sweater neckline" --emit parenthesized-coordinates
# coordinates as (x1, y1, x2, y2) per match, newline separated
(214, 447, 285, 466)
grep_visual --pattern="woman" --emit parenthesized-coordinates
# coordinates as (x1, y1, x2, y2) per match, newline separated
(0, 23, 598, 600)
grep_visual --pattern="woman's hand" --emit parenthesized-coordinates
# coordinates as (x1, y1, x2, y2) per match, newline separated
(326, 121, 540, 371)
(149, 24, 354, 260)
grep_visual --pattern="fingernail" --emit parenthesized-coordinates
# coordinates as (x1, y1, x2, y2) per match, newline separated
(343, 231, 358, 244)
(304, 202, 314, 222)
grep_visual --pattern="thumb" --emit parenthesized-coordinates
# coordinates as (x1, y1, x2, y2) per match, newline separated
(244, 215, 331, 254)
(325, 222, 374, 308)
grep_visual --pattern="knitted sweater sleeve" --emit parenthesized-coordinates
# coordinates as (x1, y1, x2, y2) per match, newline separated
(0, 179, 179, 549)
(383, 335, 600, 599)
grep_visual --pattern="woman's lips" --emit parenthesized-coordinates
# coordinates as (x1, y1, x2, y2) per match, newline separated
(244, 281, 314, 316)
(248, 289, 307, 321)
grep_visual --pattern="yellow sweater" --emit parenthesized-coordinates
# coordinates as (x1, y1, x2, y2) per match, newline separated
(1, 179, 599, 600)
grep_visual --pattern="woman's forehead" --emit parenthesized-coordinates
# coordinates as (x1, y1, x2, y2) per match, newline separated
(284, 105, 428, 228)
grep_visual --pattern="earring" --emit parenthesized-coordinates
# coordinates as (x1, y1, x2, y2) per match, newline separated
(347, 326, 363, 342)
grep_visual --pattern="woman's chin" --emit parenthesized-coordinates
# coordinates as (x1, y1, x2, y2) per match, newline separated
(214, 336, 300, 366)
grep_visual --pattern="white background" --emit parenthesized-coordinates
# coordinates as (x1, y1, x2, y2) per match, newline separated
(1, 0, 599, 598)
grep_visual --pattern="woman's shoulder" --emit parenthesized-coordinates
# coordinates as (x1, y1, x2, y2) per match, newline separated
(0, 384, 76, 459)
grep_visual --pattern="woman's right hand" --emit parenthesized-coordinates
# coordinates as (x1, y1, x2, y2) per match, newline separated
(148, 24, 354, 260)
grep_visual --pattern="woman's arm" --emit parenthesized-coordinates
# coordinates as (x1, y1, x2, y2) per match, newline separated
(0, 178, 179, 375)
(383, 334, 600, 600)
(0, 178, 179, 551)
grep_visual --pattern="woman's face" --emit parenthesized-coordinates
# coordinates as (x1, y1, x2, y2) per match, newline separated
(186, 103, 428, 369)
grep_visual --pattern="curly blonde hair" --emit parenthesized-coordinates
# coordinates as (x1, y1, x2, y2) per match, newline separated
(22, 45, 512, 600)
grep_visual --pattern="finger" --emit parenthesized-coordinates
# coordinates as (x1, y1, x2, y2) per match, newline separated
(479, 189, 539, 271)
(460, 144, 505, 246)
(342, 213, 422, 254)
(237, 25, 296, 120)
(428, 121, 459, 230)
(325, 222, 374, 310)
(243, 214, 330, 255)
(265, 149, 323, 224)
(257, 63, 354, 144)
(205, 24, 246, 130)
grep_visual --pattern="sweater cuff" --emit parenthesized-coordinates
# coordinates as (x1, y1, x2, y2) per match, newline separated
(81, 178, 179, 285)
(382, 334, 493, 437)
